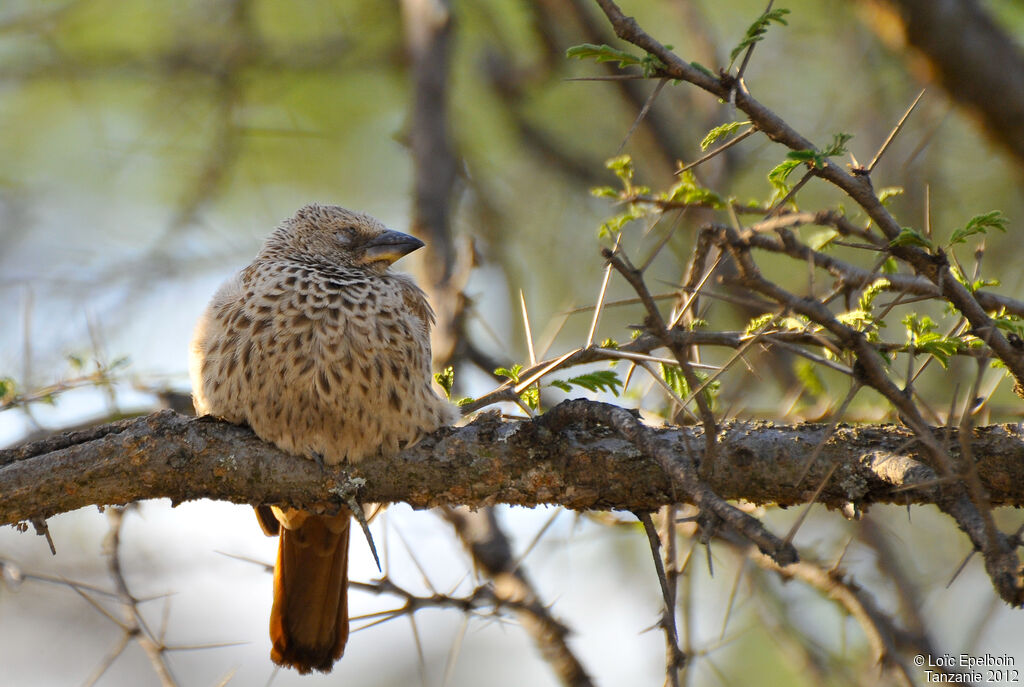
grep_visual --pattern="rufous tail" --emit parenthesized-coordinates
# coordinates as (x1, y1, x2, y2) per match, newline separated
(268, 509, 350, 674)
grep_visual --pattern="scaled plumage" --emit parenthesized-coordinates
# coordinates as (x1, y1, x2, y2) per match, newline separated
(189, 203, 456, 673)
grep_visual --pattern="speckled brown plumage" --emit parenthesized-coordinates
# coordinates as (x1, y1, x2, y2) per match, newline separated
(189, 203, 456, 673)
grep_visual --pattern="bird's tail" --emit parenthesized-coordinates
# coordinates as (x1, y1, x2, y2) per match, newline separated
(269, 509, 350, 674)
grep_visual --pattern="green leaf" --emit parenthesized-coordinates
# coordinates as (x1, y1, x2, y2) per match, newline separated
(659, 364, 719, 407)
(0, 376, 16, 404)
(858, 278, 890, 312)
(456, 397, 475, 407)
(991, 309, 1024, 337)
(520, 386, 540, 410)
(877, 187, 904, 206)
(836, 309, 874, 331)
(779, 315, 814, 331)
(566, 43, 643, 69)
(640, 52, 668, 78)
(768, 158, 802, 196)
(661, 170, 723, 207)
(795, 360, 825, 397)
(729, 8, 791, 65)
(660, 363, 690, 398)
(700, 121, 748, 151)
(808, 229, 839, 251)
(551, 370, 623, 396)
(901, 314, 960, 367)
(914, 333, 960, 368)
(821, 132, 853, 158)
(888, 227, 934, 250)
(433, 366, 454, 399)
(949, 210, 1008, 246)
(902, 313, 936, 338)
(605, 154, 634, 184)
(590, 186, 619, 198)
(784, 133, 852, 172)
(689, 61, 715, 77)
(786, 149, 820, 163)
(599, 338, 619, 349)
(744, 313, 776, 336)
(599, 204, 647, 237)
(494, 364, 522, 383)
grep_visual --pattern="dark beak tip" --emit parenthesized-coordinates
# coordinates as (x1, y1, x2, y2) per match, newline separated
(362, 229, 425, 263)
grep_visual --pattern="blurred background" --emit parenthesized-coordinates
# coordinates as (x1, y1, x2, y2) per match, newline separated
(1, 0, 1023, 685)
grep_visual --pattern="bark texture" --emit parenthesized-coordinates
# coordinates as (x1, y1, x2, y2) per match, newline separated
(4, 402, 1024, 528)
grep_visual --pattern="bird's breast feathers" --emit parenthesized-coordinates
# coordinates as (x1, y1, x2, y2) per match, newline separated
(190, 258, 454, 463)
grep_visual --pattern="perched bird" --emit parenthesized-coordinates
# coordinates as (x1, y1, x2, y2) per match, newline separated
(189, 203, 457, 673)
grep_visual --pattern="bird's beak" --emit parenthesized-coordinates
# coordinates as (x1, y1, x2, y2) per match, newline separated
(359, 229, 425, 265)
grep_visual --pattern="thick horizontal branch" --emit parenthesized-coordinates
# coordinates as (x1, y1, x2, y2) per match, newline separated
(4, 402, 1024, 528)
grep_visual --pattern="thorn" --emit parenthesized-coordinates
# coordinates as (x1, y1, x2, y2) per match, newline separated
(31, 517, 56, 555)
(330, 479, 382, 572)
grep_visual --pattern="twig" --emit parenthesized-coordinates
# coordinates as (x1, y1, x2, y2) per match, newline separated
(637, 512, 685, 685)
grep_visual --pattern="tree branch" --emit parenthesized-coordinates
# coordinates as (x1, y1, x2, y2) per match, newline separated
(5, 403, 1024, 530)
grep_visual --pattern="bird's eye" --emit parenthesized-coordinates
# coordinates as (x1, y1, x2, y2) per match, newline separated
(335, 227, 356, 245)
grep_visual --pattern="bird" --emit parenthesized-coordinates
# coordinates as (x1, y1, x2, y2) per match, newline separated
(188, 203, 457, 673)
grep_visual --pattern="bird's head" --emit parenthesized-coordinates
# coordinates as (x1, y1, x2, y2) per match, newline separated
(261, 203, 425, 272)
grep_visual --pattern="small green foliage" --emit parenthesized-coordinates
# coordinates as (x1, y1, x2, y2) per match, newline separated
(950, 264, 1000, 293)
(700, 121, 748, 151)
(594, 155, 656, 236)
(639, 51, 669, 78)
(0, 377, 16, 405)
(520, 385, 540, 410)
(949, 210, 1008, 246)
(494, 364, 522, 383)
(662, 170, 723, 207)
(902, 314, 960, 368)
(566, 43, 666, 77)
(795, 360, 825, 397)
(820, 132, 853, 158)
(877, 187, 904, 206)
(840, 283, 886, 340)
(67, 355, 84, 370)
(729, 8, 791, 65)
(433, 366, 455, 399)
(600, 205, 646, 237)
(660, 363, 719, 407)
(858, 278, 890, 312)
(495, 363, 542, 410)
(689, 61, 715, 77)
(744, 313, 776, 336)
(768, 158, 802, 199)
(881, 257, 899, 274)
(566, 43, 643, 69)
(836, 309, 874, 332)
(784, 133, 853, 173)
(889, 227, 934, 250)
(660, 363, 690, 398)
(456, 397, 475, 407)
(549, 370, 623, 396)
(991, 309, 1024, 337)
(743, 313, 812, 335)
(606, 154, 633, 183)
(808, 229, 839, 251)
(779, 315, 814, 331)
(599, 338, 619, 349)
